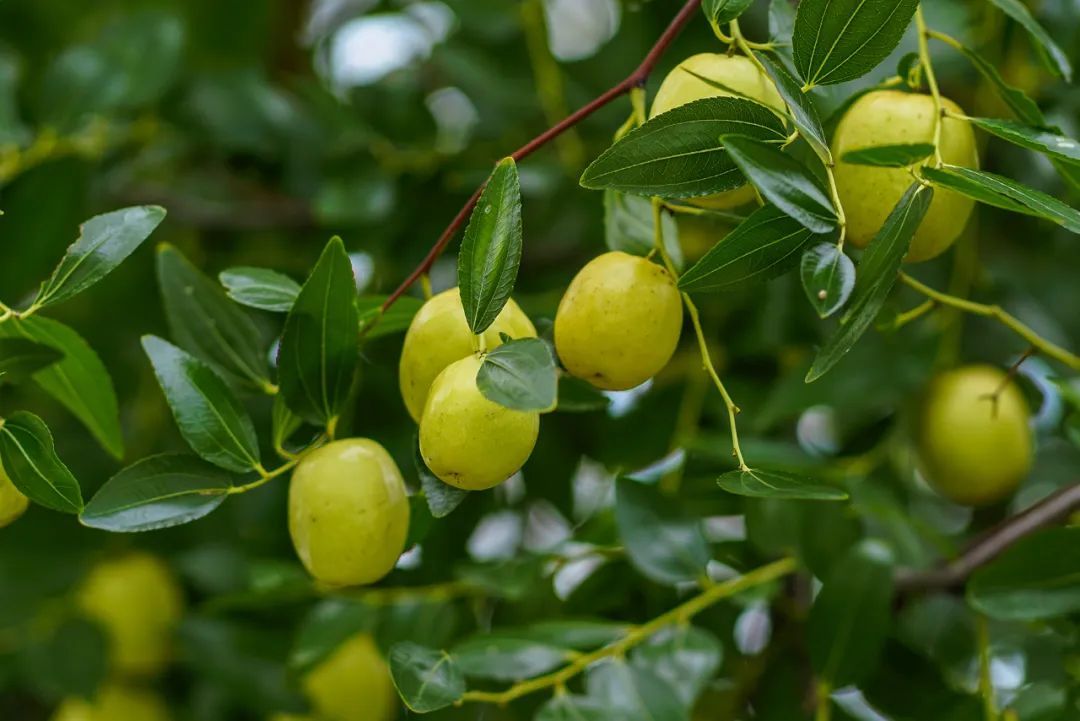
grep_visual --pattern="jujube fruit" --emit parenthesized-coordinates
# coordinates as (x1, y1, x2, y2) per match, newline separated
(554, 251, 682, 391)
(51, 684, 171, 721)
(0, 461, 28, 528)
(302, 633, 397, 721)
(289, 439, 409, 587)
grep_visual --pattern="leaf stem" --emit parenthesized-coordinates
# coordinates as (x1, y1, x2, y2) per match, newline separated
(228, 435, 329, 495)
(815, 682, 833, 721)
(892, 299, 937, 329)
(977, 614, 999, 721)
(915, 7, 945, 167)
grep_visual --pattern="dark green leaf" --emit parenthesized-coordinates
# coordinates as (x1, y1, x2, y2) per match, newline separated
(142, 335, 261, 473)
(0, 411, 82, 513)
(278, 237, 360, 425)
(0, 338, 63, 383)
(555, 375, 611, 413)
(405, 494, 433, 549)
(718, 468, 848, 500)
(968, 527, 1080, 621)
(389, 642, 465, 713)
(510, 621, 627, 650)
(357, 295, 424, 340)
(458, 158, 523, 334)
(793, 0, 919, 86)
(986, 0, 1072, 81)
(703, 0, 755, 25)
(604, 190, 682, 270)
(477, 337, 558, 412)
(581, 97, 787, 198)
(720, 135, 838, 233)
(949, 43, 1043, 125)
(219, 267, 301, 312)
(586, 660, 688, 721)
(968, 116, 1080, 166)
(615, 476, 709, 586)
(842, 143, 936, 168)
(22, 617, 108, 701)
(80, 454, 237, 532)
(632, 625, 723, 707)
(801, 243, 855, 318)
(291, 599, 376, 673)
(452, 635, 568, 681)
(758, 52, 831, 163)
(33, 206, 166, 309)
(806, 183, 932, 382)
(415, 440, 467, 518)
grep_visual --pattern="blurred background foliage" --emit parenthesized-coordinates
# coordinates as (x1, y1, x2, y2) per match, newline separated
(1, 0, 1080, 719)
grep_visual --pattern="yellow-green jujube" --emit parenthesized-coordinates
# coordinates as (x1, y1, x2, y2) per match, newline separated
(51, 684, 172, 721)
(419, 354, 539, 491)
(0, 461, 29, 528)
(77, 553, 184, 677)
(554, 252, 682, 391)
(650, 53, 785, 209)
(832, 90, 978, 262)
(302, 634, 397, 721)
(399, 287, 536, 422)
(289, 439, 409, 587)
(917, 365, 1033, 506)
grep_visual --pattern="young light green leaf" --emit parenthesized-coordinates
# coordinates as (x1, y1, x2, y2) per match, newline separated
(389, 642, 465, 713)
(604, 190, 683, 270)
(415, 440, 467, 518)
(679, 205, 823, 293)
(986, 0, 1072, 81)
(33, 206, 166, 310)
(968, 116, 1080, 166)
(219, 267, 301, 312)
(922, 165, 1080, 234)
(142, 335, 261, 473)
(615, 476, 709, 587)
(757, 52, 831, 163)
(458, 158, 523, 334)
(477, 337, 557, 412)
(80, 454, 238, 532)
(718, 468, 848, 500)
(703, 0, 755, 25)
(793, 0, 919, 86)
(0, 338, 62, 384)
(357, 295, 424, 340)
(157, 245, 272, 391)
(581, 97, 787, 198)
(278, 237, 360, 425)
(806, 183, 933, 382)
(0, 316, 124, 458)
(841, 143, 935, 168)
(720, 135, 838, 233)
(968, 527, 1080, 621)
(801, 243, 855, 318)
(0, 411, 82, 513)
(452, 635, 568, 681)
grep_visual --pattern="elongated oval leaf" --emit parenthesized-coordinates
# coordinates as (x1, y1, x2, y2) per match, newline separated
(278, 237, 360, 425)
(586, 660, 688, 721)
(718, 468, 848, 500)
(615, 476, 709, 586)
(604, 190, 683, 269)
(477, 337, 557, 412)
(801, 243, 855, 318)
(949, 43, 1043, 126)
(581, 97, 787, 198)
(415, 440, 467, 518)
(842, 143, 935, 168)
(968, 116, 1080, 166)
(968, 527, 1080, 621)
(703, 0, 755, 25)
(219, 267, 301, 313)
(80, 454, 238, 532)
(758, 52, 831, 163)
(389, 642, 465, 713)
(452, 636, 568, 681)
(806, 183, 933, 382)
(793, 0, 919, 87)
(679, 205, 823, 293)
(986, 0, 1072, 81)
(632, 625, 723, 706)
(357, 295, 424, 340)
(34, 206, 166, 309)
(0, 411, 82, 513)
(142, 335, 261, 473)
(0, 338, 63, 384)
(459, 158, 524, 334)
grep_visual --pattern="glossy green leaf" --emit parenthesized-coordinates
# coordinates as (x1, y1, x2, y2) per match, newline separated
(801, 242, 855, 318)
(580, 97, 787, 198)
(986, 0, 1072, 81)
(477, 337, 557, 412)
(142, 335, 261, 473)
(0, 411, 82, 513)
(604, 190, 682, 270)
(80, 454, 237, 532)
(758, 52, 831, 163)
(157, 244, 272, 391)
(278, 237, 360, 425)
(793, 0, 919, 86)
(415, 440, 467, 518)
(452, 635, 568, 681)
(807, 183, 932, 382)
(290, 599, 375, 672)
(808, 540, 894, 686)
(389, 642, 465, 713)
(0, 338, 63, 383)
(968, 527, 1080, 621)
(720, 135, 838, 233)
(555, 375, 611, 413)
(271, 394, 304, 454)
(632, 625, 723, 707)
(703, 0, 754, 25)
(357, 295, 424, 340)
(718, 468, 848, 500)
(615, 476, 709, 586)
(33, 206, 166, 310)
(219, 266, 301, 312)
(586, 660, 688, 721)
(458, 158, 523, 334)
(949, 43, 1043, 125)
(842, 143, 935, 168)
(968, 116, 1080, 166)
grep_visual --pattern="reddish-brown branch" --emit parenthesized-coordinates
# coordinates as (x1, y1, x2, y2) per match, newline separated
(381, 0, 703, 311)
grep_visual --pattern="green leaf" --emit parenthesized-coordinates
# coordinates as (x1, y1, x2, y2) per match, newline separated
(142, 335, 261, 473)
(949, 43, 1043, 125)
(719, 135, 838, 233)
(968, 116, 1080, 166)
(968, 527, 1080, 621)
(807, 540, 894, 687)
(615, 476, 709, 586)
(679, 205, 823, 293)
(33, 206, 166, 310)
(0, 411, 82, 513)
(278, 237, 360, 425)
(477, 337, 558, 412)
(801, 243, 855, 318)
(0, 317, 124, 458)
(290, 599, 375, 673)
(536, 696, 609, 721)
(758, 52, 831, 163)
(793, 0, 919, 86)
(389, 642, 465, 713)
(357, 295, 424, 340)
(219, 267, 301, 312)
(0, 338, 63, 383)
(510, 621, 627, 650)
(271, 394, 304, 453)
(604, 190, 683, 270)
(718, 468, 848, 500)
(458, 158, 523, 334)
(581, 97, 787, 198)
(555, 375, 611, 413)
(80, 454, 237, 532)
(841, 143, 936, 168)
(586, 660, 688, 721)
(452, 635, 568, 681)
(703, 0, 755, 25)
(806, 183, 932, 382)
(632, 625, 723, 707)
(22, 617, 108, 701)
(921, 165, 1080, 234)
(415, 440, 467, 518)
(986, 0, 1072, 81)
(157, 245, 272, 391)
